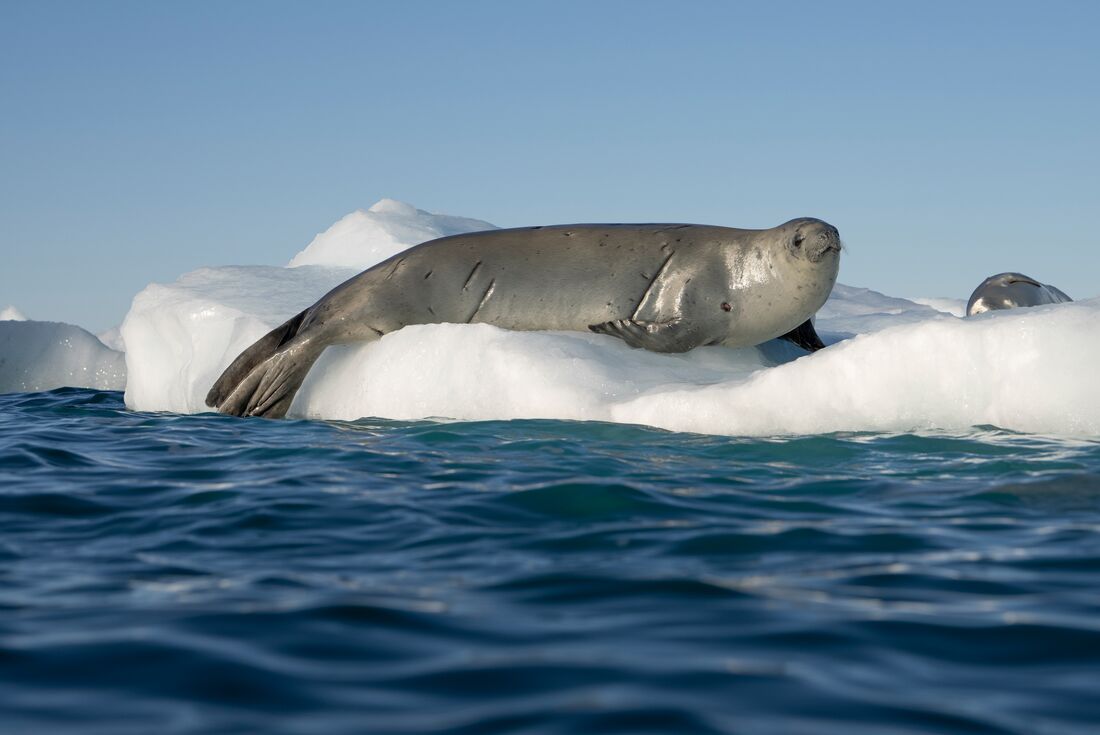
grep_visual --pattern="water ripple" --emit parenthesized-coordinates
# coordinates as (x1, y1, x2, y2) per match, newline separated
(1, 389, 1099, 733)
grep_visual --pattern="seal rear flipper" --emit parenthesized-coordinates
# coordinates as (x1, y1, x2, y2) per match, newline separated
(206, 310, 307, 409)
(778, 318, 826, 352)
(588, 318, 705, 353)
(216, 338, 324, 418)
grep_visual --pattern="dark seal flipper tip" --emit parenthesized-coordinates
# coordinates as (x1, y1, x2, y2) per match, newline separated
(778, 318, 826, 353)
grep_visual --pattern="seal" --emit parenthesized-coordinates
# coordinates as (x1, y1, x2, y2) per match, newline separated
(966, 272, 1071, 316)
(207, 218, 842, 418)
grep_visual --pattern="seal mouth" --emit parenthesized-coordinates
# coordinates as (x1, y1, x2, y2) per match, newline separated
(807, 238, 842, 263)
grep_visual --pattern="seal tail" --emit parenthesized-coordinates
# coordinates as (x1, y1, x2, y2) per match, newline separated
(205, 310, 322, 418)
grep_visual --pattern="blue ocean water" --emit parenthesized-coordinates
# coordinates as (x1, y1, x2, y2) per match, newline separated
(2, 388, 1099, 734)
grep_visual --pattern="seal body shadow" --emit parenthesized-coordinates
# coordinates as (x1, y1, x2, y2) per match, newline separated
(207, 219, 842, 418)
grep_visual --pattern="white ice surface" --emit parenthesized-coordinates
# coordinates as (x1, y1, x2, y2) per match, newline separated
(0, 320, 126, 393)
(96, 327, 126, 353)
(1, 305, 28, 321)
(288, 198, 497, 270)
(909, 297, 967, 318)
(615, 300, 1100, 436)
(121, 265, 355, 414)
(118, 199, 1100, 436)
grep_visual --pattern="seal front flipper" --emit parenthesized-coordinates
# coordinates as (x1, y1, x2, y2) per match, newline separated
(778, 318, 826, 352)
(588, 318, 706, 353)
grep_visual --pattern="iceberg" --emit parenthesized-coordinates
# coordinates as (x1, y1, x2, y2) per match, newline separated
(118, 199, 1100, 436)
(0, 320, 126, 393)
(96, 327, 126, 353)
(614, 300, 1100, 436)
(1, 305, 27, 321)
(288, 198, 497, 270)
(121, 264, 356, 414)
(909, 297, 966, 318)
(5, 198, 1091, 436)
(123, 198, 498, 414)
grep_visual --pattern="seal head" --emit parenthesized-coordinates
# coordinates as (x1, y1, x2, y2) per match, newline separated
(966, 272, 1071, 316)
(784, 218, 842, 263)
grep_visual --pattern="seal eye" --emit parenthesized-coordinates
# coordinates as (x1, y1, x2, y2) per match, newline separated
(792, 234, 804, 249)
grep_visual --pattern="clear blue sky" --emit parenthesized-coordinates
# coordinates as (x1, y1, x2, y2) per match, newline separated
(2, 0, 1098, 331)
